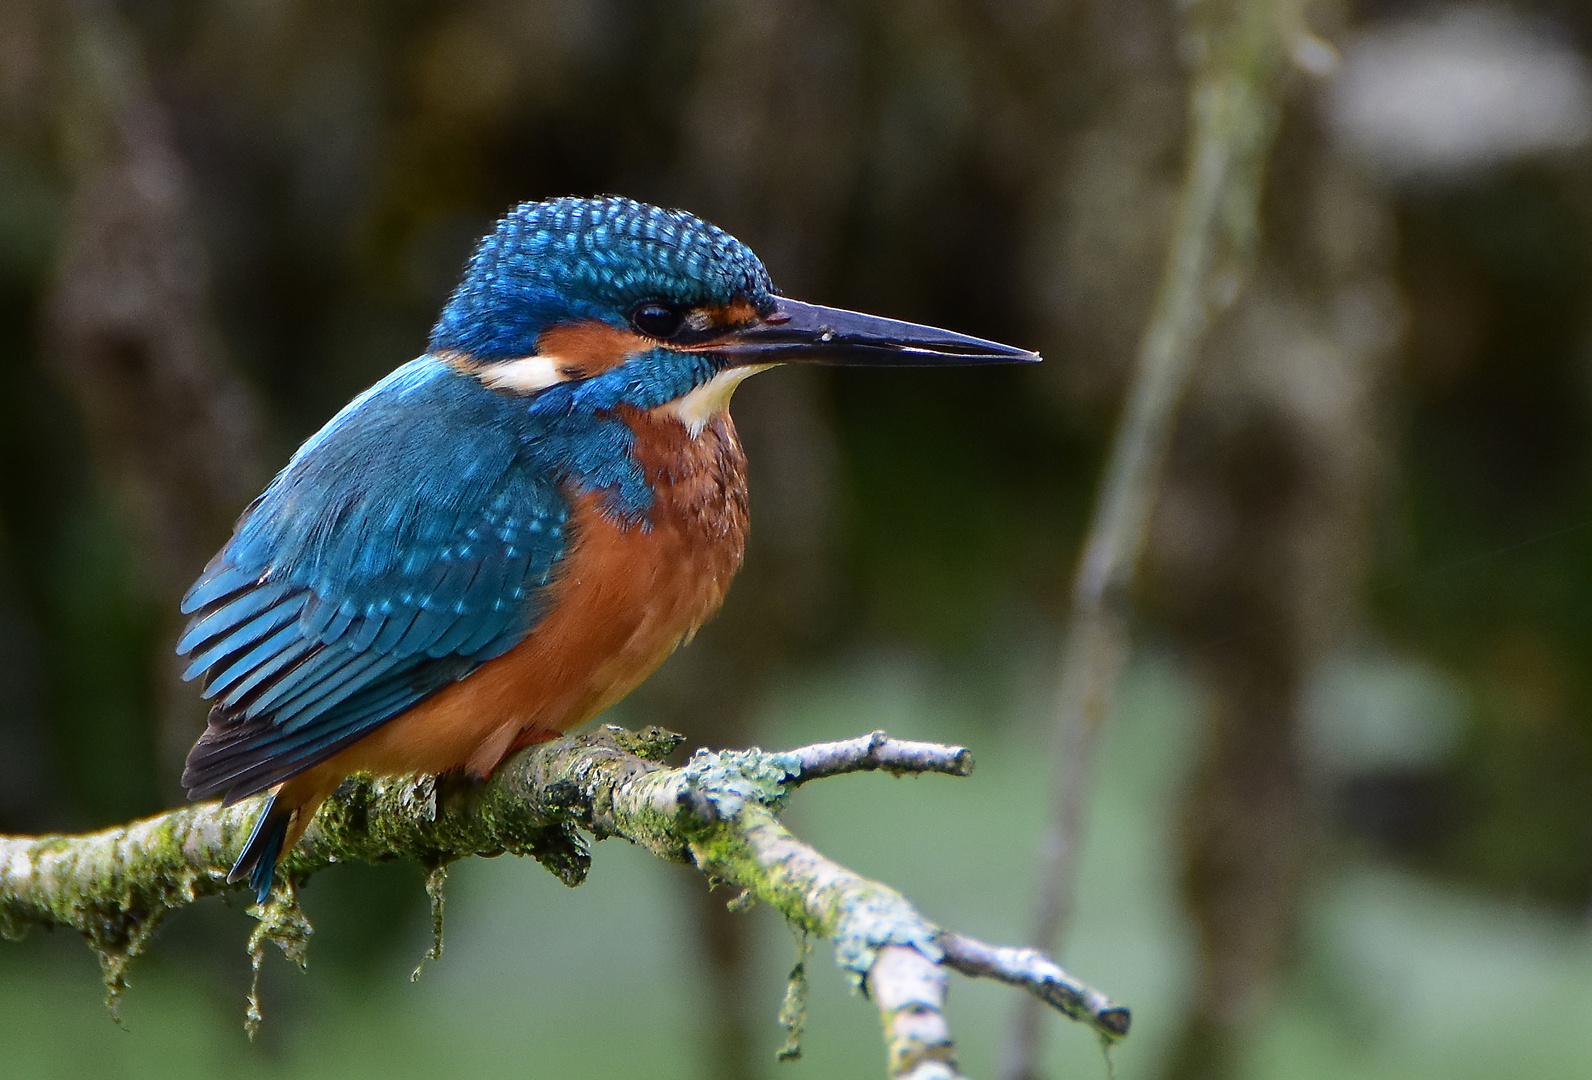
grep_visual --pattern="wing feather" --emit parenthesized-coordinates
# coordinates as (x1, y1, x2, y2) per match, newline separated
(181, 564, 261, 615)
(177, 581, 293, 654)
(206, 624, 312, 703)
(181, 594, 309, 682)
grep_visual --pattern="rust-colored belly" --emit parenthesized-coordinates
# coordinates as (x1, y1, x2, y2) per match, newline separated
(273, 408, 749, 826)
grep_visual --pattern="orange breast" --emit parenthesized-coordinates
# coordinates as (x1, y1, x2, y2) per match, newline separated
(272, 405, 750, 827)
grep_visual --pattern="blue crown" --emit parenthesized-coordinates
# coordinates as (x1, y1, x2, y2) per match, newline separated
(428, 196, 776, 362)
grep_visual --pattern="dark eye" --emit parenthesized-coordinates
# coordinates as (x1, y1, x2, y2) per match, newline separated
(630, 302, 686, 340)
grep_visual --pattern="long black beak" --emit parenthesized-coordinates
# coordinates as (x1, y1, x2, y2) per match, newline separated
(706, 298, 1040, 366)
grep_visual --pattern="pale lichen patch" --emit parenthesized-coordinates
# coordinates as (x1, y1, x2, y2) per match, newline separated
(6, 848, 31, 880)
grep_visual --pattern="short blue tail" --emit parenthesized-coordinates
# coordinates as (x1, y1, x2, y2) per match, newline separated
(230, 794, 290, 904)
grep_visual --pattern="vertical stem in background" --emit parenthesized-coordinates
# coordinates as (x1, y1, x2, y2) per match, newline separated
(1000, 2, 1300, 1077)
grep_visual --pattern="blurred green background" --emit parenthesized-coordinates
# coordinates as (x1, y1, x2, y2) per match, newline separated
(3, 1, 1592, 1078)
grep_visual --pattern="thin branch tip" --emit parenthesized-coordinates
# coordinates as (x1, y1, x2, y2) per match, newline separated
(941, 932, 1130, 1042)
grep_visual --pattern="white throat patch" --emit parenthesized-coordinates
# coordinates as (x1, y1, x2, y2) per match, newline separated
(662, 364, 775, 437)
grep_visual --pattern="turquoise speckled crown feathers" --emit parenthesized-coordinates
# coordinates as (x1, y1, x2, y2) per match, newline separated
(429, 196, 777, 363)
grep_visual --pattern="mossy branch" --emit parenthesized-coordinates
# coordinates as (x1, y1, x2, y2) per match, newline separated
(0, 725, 1127, 1077)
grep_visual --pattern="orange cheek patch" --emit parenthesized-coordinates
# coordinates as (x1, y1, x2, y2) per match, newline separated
(704, 298, 761, 328)
(536, 320, 655, 378)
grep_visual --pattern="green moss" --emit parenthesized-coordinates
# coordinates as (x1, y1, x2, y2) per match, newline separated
(410, 861, 450, 982)
(245, 881, 313, 1040)
(777, 932, 812, 1062)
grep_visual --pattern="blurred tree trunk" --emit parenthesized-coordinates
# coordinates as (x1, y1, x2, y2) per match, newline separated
(43, 0, 266, 800)
(0, 0, 64, 831)
(1151, 92, 1402, 1080)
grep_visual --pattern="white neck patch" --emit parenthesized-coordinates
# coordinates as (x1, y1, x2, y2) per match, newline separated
(661, 364, 775, 437)
(474, 355, 569, 395)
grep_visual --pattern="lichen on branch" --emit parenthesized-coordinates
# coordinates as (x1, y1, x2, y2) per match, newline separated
(0, 725, 1128, 1078)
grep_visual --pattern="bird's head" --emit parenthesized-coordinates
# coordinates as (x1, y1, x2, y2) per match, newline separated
(429, 196, 1037, 431)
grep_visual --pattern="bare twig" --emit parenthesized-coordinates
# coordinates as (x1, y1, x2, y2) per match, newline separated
(0, 725, 1124, 1077)
(1003, 1, 1307, 1076)
(783, 730, 976, 784)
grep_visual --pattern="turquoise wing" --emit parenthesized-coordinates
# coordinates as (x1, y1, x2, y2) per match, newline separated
(179, 360, 570, 802)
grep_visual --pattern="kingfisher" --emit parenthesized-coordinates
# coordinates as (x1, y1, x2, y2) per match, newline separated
(177, 196, 1037, 903)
